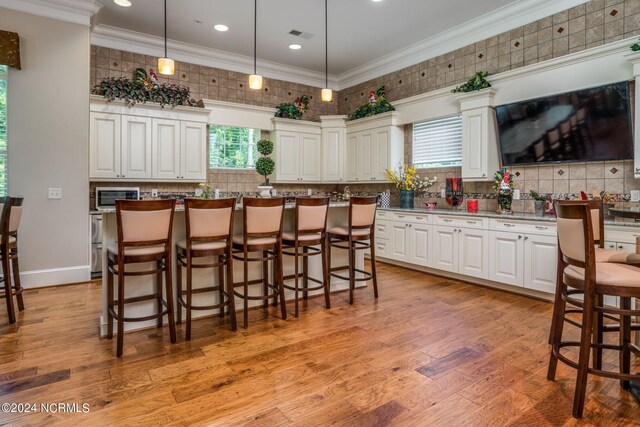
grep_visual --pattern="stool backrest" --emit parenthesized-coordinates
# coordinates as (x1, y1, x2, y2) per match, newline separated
(243, 197, 285, 237)
(0, 197, 24, 246)
(349, 196, 378, 230)
(555, 199, 604, 248)
(295, 196, 329, 234)
(116, 199, 175, 248)
(184, 197, 235, 242)
(554, 201, 596, 272)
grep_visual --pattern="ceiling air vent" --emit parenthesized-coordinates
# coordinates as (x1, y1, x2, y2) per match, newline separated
(289, 29, 314, 39)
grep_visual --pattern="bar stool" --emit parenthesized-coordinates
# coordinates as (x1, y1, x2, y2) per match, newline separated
(548, 201, 640, 418)
(281, 197, 331, 317)
(327, 196, 378, 305)
(0, 197, 24, 324)
(107, 199, 177, 357)
(232, 197, 286, 328)
(176, 198, 237, 339)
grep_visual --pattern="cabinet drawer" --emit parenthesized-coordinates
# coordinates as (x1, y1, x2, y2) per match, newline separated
(372, 238, 389, 258)
(373, 221, 390, 239)
(491, 219, 556, 236)
(376, 211, 388, 220)
(392, 212, 432, 224)
(433, 215, 486, 229)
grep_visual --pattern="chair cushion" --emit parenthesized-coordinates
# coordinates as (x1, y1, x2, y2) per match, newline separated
(564, 263, 640, 293)
(176, 240, 227, 251)
(282, 232, 322, 242)
(107, 244, 165, 257)
(0, 235, 16, 244)
(328, 226, 370, 237)
(232, 235, 277, 246)
(595, 247, 640, 264)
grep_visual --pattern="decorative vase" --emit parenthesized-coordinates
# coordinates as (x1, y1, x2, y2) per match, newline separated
(496, 189, 513, 214)
(534, 200, 544, 217)
(258, 185, 273, 198)
(400, 190, 414, 209)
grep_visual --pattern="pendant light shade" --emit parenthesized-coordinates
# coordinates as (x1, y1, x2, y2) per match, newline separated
(249, 0, 263, 89)
(322, 0, 331, 102)
(158, 0, 174, 76)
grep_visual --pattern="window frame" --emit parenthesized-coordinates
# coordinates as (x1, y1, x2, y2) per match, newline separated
(411, 114, 463, 169)
(208, 124, 261, 170)
(0, 65, 8, 197)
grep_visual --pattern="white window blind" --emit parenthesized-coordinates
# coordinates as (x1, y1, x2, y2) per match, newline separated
(0, 66, 7, 196)
(412, 114, 462, 168)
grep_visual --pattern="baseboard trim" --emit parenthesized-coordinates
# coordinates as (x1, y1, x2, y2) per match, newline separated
(20, 265, 91, 289)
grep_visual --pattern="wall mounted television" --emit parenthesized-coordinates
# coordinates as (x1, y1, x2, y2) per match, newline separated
(494, 81, 633, 166)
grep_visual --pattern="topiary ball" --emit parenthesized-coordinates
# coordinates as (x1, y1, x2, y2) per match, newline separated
(257, 139, 274, 156)
(255, 156, 275, 177)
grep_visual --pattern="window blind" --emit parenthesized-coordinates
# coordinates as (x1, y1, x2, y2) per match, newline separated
(412, 114, 462, 168)
(0, 66, 7, 196)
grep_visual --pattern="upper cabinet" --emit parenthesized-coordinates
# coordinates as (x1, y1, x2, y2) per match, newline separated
(456, 89, 500, 181)
(320, 116, 347, 183)
(625, 53, 640, 178)
(272, 118, 322, 183)
(345, 112, 404, 183)
(89, 96, 210, 182)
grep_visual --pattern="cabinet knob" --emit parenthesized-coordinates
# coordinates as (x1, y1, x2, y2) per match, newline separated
(524, 236, 529, 240)
(518, 235, 522, 239)
(177, 176, 180, 178)
(618, 245, 624, 249)
(482, 173, 486, 177)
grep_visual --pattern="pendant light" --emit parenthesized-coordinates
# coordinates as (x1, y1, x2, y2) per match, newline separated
(321, 0, 332, 102)
(249, 0, 263, 89)
(158, 0, 174, 75)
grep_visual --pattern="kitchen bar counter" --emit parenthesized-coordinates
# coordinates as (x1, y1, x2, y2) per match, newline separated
(98, 203, 363, 336)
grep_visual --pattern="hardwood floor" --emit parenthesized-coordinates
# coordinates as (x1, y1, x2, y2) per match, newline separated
(0, 262, 639, 426)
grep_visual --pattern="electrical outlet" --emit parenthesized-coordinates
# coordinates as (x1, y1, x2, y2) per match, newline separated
(194, 188, 203, 197)
(631, 190, 640, 202)
(48, 188, 62, 199)
(513, 189, 521, 200)
(151, 189, 158, 197)
(440, 189, 446, 197)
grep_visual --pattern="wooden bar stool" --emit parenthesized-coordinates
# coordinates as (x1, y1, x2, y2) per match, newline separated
(232, 197, 287, 328)
(548, 201, 640, 418)
(327, 196, 378, 305)
(0, 197, 24, 324)
(282, 197, 331, 317)
(176, 198, 237, 339)
(107, 199, 177, 357)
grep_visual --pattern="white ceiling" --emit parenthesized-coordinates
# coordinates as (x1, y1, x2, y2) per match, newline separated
(95, 0, 520, 75)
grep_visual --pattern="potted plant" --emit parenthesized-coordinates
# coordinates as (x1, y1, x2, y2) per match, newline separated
(385, 164, 436, 209)
(451, 71, 491, 93)
(255, 139, 275, 197)
(529, 190, 547, 217)
(274, 95, 310, 120)
(493, 168, 515, 214)
(348, 85, 395, 121)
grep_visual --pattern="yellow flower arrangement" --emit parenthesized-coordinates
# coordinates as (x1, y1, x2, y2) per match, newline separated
(385, 164, 436, 192)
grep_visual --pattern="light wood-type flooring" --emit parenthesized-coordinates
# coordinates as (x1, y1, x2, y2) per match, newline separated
(0, 262, 639, 426)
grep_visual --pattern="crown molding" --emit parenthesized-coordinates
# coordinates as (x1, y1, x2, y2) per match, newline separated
(0, 0, 102, 26)
(336, 0, 589, 89)
(91, 25, 340, 90)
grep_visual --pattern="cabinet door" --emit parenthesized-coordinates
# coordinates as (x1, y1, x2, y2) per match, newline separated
(121, 115, 152, 179)
(90, 112, 121, 179)
(299, 133, 322, 182)
(275, 131, 300, 182)
(346, 133, 357, 182)
(432, 225, 458, 273)
(524, 234, 557, 294)
(458, 228, 489, 279)
(152, 119, 181, 180)
(410, 223, 432, 267)
(181, 121, 207, 180)
(372, 128, 390, 181)
(489, 231, 524, 287)
(461, 109, 488, 180)
(355, 131, 373, 182)
(322, 128, 344, 182)
(390, 223, 409, 260)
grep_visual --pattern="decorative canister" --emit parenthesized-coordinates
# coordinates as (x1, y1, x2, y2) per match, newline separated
(467, 199, 478, 213)
(378, 191, 391, 208)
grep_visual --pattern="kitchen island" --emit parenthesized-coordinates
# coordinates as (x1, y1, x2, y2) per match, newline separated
(97, 202, 366, 336)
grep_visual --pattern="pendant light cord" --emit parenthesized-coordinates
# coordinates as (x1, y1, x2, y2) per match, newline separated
(254, 0, 257, 75)
(163, 0, 168, 58)
(325, 0, 328, 88)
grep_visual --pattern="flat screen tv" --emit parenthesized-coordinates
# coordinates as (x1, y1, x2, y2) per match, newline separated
(495, 81, 633, 166)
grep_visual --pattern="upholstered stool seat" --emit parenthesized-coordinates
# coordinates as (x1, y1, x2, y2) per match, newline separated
(281, 231, 321, 242)
(232, 235, 277, 247)
(595, 248, 640, 264)
(107, 244, 166, 257)
(176, 240, 227, 251)
(327, 227, 370, 238)
(564, 263, 640, 294)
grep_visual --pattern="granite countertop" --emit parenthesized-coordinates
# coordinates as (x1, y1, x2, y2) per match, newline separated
(90, 201, 350, 214)
(379, 207, 640, 227)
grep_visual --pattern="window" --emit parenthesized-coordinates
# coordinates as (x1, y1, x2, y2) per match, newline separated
(209, 125, 260, 169)
(0, 66, 7, 196)
(412, 114, 462, 169)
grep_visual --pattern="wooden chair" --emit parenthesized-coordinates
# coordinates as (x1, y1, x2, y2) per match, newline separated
(176, 198, 237, 340)
(232, 197, 287, 328)
(548, 201, 640, 418)
(107, 199, 177, 357)
(281, 197, 331, 317)
(327, 196, 378, 305)
(0, 197, 24, 324)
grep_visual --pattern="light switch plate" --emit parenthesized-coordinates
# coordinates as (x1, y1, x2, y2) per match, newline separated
(513, 189, 521, 200)
(631, 190, 640, 202)
(48, 188, 62, 199)
(194, 188, 203, 197)
(440, 189, 446, 197)
(151, 189, 158, 197)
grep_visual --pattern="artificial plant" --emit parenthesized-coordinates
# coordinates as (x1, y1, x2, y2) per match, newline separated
(451, 71, 491, 93)
(348, 85, 395, 121)
(255, 139, 275, 185)
(274, 95, 310, 119)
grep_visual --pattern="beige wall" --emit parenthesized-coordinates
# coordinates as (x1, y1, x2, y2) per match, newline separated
(1, 8, 90, 285)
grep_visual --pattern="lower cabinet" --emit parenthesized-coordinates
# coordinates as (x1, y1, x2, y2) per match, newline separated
(432, 225, 489, 278)
(389, 221, 433, 267)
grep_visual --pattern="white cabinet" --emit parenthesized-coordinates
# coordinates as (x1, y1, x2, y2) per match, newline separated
(121, 116, 152, 179)
(390, 222, 410, 259)
(152, 119, 180, 180)
(489, 231, 524, 287)
(410, 223, 433, 267)
(524, 234, 557, 293)
(346, 112, 404, 183)
(180, 121, 207, 180)
(433, 225, 489, 278)
(456, 90, 500, 182)
(320, 116, 347, 183)
(432, 225, 458, 272)
(272, 118, 322, 183)
(383, 213, 433, 267)
(90, 112, 121, 179)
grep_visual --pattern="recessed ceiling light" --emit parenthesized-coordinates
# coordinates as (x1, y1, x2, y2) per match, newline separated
(114, 0, 132, 6)
(214, 24, 229, 32)
(289, 43, 302, 50)
(372, 0, 383, 2)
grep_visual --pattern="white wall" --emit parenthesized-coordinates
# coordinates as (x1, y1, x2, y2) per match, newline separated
(0, 8, 90, 286)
